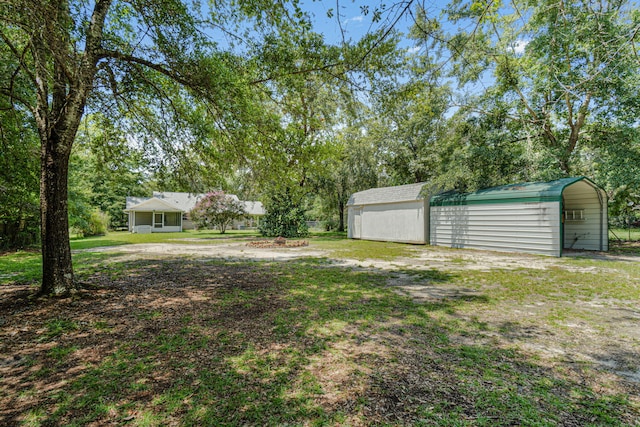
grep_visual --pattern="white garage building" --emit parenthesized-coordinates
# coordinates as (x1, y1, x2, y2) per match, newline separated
(347, 182, 429, 244)
(347, 177, 608, 256)
(429, 177, 608, 256)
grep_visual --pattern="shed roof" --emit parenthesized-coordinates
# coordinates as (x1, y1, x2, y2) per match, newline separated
(347, 182, 428, 206)
(430, 177, 598, 206)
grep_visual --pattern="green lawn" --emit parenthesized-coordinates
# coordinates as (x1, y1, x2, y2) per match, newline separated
(1, 233, 639, 426)
(610, 227, 640, 242)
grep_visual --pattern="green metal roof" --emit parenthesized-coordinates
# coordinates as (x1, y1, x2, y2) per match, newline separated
(430, 177, 593, 206)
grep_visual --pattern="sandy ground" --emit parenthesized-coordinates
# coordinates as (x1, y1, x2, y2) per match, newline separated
(79, 241, 640, 384)
(81, 240, 638, 272)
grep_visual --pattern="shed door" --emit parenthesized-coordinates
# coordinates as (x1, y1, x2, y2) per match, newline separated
(354, 207, 362, 238)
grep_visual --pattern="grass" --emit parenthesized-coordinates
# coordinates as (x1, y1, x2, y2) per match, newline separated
(1, 233, 639, 425)
(0, 250, 41, 284)
(609, 227, 640, 242)
(312, 237, 418, 260)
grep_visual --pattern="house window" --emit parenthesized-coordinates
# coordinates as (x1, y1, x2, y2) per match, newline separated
(164, 212, 181, 226)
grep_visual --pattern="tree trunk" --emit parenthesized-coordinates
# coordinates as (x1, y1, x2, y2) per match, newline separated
(39, 133, 74, 296)
(337, 199, 345, 232)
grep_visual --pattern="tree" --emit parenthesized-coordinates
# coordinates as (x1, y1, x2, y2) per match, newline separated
(190, 191, 246, 234)
(431, 102, 529, 192)
(0, 0, 310, 295)
(371, 79, 451, 185)
(412, 0, 640, 176)
(0, 104, 39, 249)
(72, 115, 147, 229)
(312, 122, 380, 232)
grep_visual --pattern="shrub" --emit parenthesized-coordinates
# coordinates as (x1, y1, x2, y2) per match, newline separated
(190, 191, 246, 234)
(70, 209, 109, 238)
(259, 191, 308, 238)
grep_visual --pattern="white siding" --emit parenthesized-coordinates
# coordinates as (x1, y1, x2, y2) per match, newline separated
(562, 181, 607, 251)
(430, 202, 561, 256)
(357, 200, 427, 244)
(347, 206, 363, 239)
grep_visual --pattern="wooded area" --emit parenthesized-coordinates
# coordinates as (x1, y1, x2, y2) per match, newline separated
(1, 0, 639, 295)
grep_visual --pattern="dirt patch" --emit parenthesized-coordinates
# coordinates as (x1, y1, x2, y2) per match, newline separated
(80, 242, 326, 262)
(246, 238, 309, 248)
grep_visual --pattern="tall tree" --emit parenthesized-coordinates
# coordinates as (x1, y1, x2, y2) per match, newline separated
(70, 114, 147, 229)
(412, 0, 640, 176)
(0, 104, 39, 249)
(372, 78, 451, 185)
(0, 0, 308, 295)
(312, 128, 380, 231)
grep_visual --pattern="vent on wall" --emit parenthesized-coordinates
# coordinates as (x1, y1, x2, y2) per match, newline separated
(564, 209, 585, 222)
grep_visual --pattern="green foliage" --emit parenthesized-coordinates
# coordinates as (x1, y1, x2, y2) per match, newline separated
(259, 190, 309, 238)
(372, 78, 452, 185)
(436, 0, 638, 175)
(71, 115, 148, 229)
(432, 105, 530, 192)
(0, 102, 40, 249)
(189, 191, 246, 234)
(69, 208, 109, 238)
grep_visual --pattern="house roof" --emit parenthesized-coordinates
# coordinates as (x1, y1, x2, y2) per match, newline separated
(126, 191, 263, 214)
(152, 192, 209, 212)
(125, 196, 149, 209)
(347, 182, 428, 207)
(124, 196, 185, 212)
(243, 201, 265, 216)
(430, 177, 601, 207)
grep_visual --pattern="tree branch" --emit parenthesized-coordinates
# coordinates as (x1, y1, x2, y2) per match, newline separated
(98, 49, 194, 88)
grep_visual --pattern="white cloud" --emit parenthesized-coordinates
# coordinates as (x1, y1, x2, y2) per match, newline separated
(344, 15, 364, 25)
(512, 40, 529, 55)
(407, 46, 421, 54)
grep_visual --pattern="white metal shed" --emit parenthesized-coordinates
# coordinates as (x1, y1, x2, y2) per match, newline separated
(347, 182, 429, 244)
(429, 177, 608, 257)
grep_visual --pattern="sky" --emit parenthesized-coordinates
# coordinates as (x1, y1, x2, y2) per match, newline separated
(300, 0, 422, 48)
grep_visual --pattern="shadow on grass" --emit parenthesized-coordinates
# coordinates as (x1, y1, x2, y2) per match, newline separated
(0, 257, 637, 426)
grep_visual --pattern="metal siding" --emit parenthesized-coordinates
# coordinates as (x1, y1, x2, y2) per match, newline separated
(360, 201, 426, 243)
(430, 202, 560, 256)
(562, 181, 605, 251)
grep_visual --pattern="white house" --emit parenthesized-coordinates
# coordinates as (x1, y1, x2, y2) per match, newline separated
(124, 195, 187, 233)
(125, 192, 265, 233)
(347, 177, 608, 257)
(347, 182, 430, 244)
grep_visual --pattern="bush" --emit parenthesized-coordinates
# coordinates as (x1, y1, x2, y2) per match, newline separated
(259, 191, 308, 238)
(70, 209, 109, 238)
(190, 191, 246, 234)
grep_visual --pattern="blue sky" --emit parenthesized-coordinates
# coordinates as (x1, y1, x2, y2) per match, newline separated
(301, 0, 420, 47)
